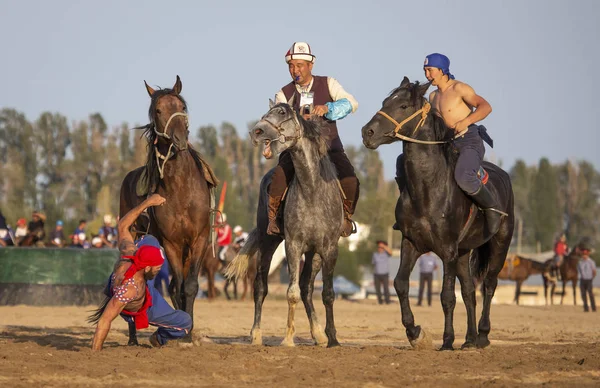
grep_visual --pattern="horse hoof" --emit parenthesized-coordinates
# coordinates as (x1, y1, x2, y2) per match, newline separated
(476, 336, 491, 349)
(281, 338, 295, 347)
(127, 339, 139, 346)
(409, 327, 432, 351)
(312, 326, 328, 346)
(251, 330, 263, 346)
(438, 345, 454, 351)
(461, 342, 477, 350)
(327, 340, 341, 348)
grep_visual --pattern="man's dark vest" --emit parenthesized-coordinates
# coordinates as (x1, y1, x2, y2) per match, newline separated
(281, 75, 343, 152)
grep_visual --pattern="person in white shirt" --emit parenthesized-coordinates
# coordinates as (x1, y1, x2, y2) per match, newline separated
(267, 41, 360, 238)
(417, 252, 439, 306)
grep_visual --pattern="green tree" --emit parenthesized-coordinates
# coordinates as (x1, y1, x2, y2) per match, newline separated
(528, 158, 560, 250)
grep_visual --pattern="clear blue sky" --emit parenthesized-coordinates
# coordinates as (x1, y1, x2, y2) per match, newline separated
(1, 0, 598, 179)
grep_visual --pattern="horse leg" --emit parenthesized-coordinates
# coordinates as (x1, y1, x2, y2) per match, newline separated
(393, 238, 422, 347)
(250, 240, 278, 345)
(127, 320, 138, 346)
(560, 280, 566, 305)
(282, 241, 302, 347)
(224, 278, 231, 300)
(440, 259, 458, 350)
(572, 280, 577, 306)
(233, 278, 238, 300)
(515, 280, 522, 305)
(456, 253, 477, 349)
(206, 265, 216, 300)
(321, 246, 340, 348)
(551, 281, 556, 305)
(476, 241, 509, 349)
(182, 241, 207, 338)
(300, 252, 327, 346)
(162, 240, 184, 310)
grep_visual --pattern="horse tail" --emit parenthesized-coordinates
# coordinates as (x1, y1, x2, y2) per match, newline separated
(470, 246, 490, 281)
(225, 228, 260, 281)
(87, 295, 111, 325)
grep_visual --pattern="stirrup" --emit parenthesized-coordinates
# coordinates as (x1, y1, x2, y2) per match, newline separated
(341, 219, 357, 237)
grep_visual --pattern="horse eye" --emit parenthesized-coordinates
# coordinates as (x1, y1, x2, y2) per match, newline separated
(401, 105, 408, 109)
(182, 105, 187, 111)
(156, 108, 161, 114)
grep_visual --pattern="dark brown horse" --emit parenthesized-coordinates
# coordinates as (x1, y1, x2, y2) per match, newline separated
(498, 254, 553, 305)
(544, 249, 580, 305)
(119, 76, 216, 342)
(202, 240, 257, 301)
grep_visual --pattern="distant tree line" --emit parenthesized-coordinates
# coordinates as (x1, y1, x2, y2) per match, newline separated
(1, 108, 598, 276)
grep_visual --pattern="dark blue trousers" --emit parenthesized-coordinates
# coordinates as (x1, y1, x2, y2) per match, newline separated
(106, 275, 192, 346)
(395, 125, 492, 195)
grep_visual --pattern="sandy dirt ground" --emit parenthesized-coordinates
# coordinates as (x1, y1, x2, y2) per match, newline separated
(1, 291, 599, 387)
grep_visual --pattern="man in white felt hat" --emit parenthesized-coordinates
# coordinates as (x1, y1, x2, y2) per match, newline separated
(269, 41, 360, 238)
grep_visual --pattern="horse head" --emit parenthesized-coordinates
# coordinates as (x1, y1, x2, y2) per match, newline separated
(250, 99, 302, 159)
(144, 75, 189, 152)
(362, 77, 431, 149)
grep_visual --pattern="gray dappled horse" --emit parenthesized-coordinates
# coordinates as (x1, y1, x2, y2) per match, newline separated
(362, 77, 514, 350)
(227, 100, 343, 347)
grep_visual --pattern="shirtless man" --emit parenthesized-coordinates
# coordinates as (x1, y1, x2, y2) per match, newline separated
(396, 53, 502, 234)
(90, 194, 192, 351)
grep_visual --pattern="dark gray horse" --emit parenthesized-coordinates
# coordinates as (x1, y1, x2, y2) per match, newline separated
(226, 101, 343, 348)
(362, 77, 514, 350)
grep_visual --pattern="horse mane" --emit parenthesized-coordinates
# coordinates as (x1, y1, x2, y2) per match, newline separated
(137, 88, 189, 192)
(297, 113, 329, 158)
(296, 110, 337, 181)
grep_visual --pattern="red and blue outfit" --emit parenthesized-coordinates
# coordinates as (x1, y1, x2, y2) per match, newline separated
(105, 235, 191, 346)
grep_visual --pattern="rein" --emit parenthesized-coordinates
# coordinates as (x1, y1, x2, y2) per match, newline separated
(376, 101, 467, 145)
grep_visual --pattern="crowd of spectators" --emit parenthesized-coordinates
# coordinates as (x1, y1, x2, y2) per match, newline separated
(0, 209, 118, 249)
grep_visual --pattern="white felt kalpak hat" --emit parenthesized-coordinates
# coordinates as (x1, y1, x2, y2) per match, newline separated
(285, 42, 316, 63)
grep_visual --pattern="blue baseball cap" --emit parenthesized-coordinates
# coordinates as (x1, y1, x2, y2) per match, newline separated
(424, 53, 455, 80)
(56, 220, 63, 226)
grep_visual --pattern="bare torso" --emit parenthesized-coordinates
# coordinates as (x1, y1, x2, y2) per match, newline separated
(430, 80, 473, 130)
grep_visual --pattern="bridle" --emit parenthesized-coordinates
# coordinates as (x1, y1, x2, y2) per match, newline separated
(376, 101, 467, 145)
(153, 111, 189, 179)
(258, 106, 303, 146)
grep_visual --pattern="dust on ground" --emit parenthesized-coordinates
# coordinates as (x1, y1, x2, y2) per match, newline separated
(1, 296, 599, 387)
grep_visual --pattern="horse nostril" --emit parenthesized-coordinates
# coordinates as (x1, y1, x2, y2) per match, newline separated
(368, 129, 374, 137)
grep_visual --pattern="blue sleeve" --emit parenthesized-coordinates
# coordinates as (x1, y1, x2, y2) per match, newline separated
(98, 228, 105, 236)
(324, 98, 353, 121)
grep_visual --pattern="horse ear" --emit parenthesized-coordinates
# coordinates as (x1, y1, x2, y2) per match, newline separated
(287, 93, 296, 107)
(417, 81, 431, 96)
(269, 98, 275, 109)
(400, 76, 410, 88)
(173, 75, 182, 95)
(144, 80, 155, 97)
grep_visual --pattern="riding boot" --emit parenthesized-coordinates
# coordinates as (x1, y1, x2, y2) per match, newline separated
(341, 199, 357, 237)
(469, 185, 504, 235)
(392, 176, 405, 231)
(267, 195, 283, 236)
